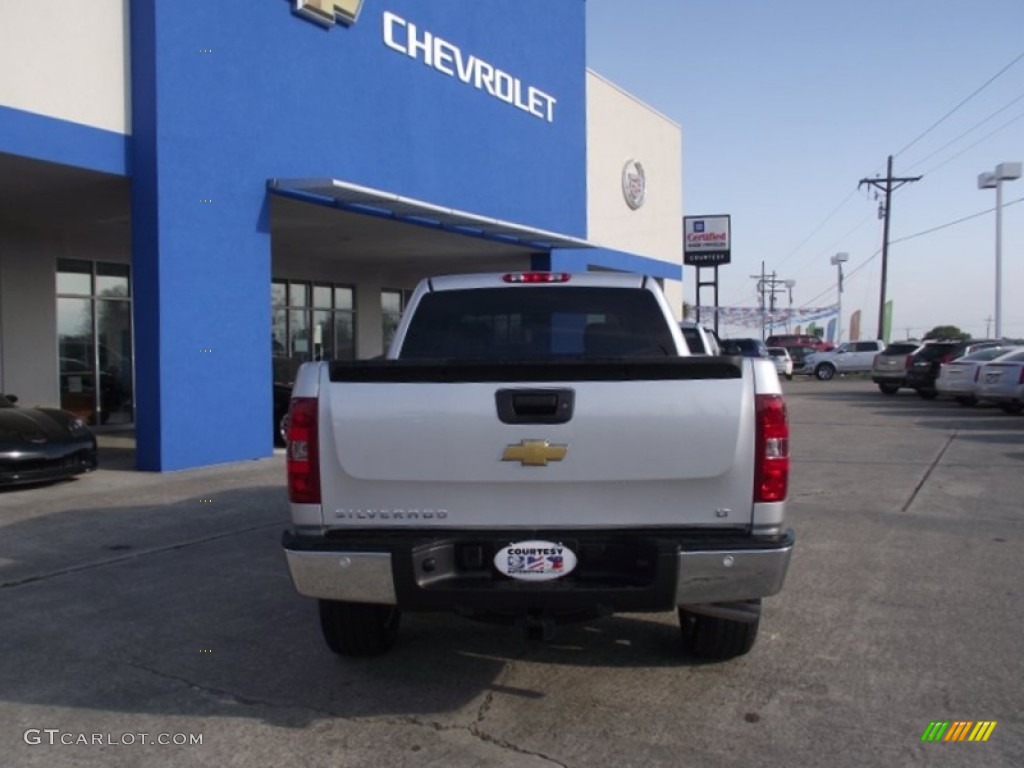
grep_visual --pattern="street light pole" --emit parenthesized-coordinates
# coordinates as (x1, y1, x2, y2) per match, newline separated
(978, 162, 1021, 338)
(830, 252, 849, 345)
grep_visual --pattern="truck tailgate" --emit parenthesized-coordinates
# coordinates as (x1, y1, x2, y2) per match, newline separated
(317, 360, 757, 529)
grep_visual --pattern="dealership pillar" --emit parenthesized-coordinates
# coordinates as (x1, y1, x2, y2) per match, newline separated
(130, 0, 273, 470)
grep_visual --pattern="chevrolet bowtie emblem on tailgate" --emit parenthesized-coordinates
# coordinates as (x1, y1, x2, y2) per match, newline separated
(294, 0, 363, 27)
(502, 440, 568, 467)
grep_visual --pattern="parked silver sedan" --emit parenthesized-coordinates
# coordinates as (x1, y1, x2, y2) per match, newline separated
(936, 345, 1022, 405)
(767, 346, 794, 380)
(976, 348, 1024, 413)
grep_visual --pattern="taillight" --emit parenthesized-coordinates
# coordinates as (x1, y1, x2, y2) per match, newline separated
(287, 397, 320, 504)
(502, 272, 571, 283)
(754, 394, 789, 503)
(940, 353, 953, 363)
(974, 367, 981, 382)
(873, 354, 880, 366)
(1019, 367, 1024, 385)
(905, 355, 914, 370)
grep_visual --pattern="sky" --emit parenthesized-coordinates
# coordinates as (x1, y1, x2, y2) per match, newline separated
(585, 0, 1024, 341)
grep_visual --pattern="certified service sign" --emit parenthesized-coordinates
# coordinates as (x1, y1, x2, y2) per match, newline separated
(622, 159, 646, 210)
(494, 540, 577, 582)
(683, 215, 731, 266)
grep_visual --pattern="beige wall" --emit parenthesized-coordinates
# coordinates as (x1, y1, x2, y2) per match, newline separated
(586, 70, 683, 316)
(0, 0, 129, 134)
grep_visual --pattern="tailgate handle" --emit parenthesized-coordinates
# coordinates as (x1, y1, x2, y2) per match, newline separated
(496, 388, 574, 424)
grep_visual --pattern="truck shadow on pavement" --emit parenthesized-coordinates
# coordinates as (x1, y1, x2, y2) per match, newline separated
(0, 487, 707, 730)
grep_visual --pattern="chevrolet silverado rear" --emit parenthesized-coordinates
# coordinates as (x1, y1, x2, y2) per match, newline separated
(283, 272, 794, 660)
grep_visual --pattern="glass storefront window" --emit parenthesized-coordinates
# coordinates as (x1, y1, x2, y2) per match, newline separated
(333, 313, 355, 360)
(271, 281, 287, 355)
(381, 289, 405, 350)
(272, 279, 356, 362)
(57, 259, 92, 296)
(289, 283, 309, 307)
(334, 286, 353, 311)
(289, 309, 310, 358)
(96, 263, 130, 297)
(56, 261, 133, 426)
(313, 285, 332, 309)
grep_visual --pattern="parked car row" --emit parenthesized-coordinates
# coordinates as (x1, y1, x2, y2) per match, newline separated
(862, 338, 1024, 412)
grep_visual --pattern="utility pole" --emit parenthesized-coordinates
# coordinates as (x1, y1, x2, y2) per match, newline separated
(750, 265, 793, 341)
(985, 315, 993, 338)
(751, 262, 767, 340)
(859, 155, 922, 341)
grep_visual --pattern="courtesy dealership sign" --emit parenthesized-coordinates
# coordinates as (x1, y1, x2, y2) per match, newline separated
(683, 215, 731, 266)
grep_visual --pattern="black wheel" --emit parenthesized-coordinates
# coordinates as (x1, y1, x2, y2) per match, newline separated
(999, 402, 1024, 415)
(877, 383, 899, 395)
(917, 388, 938, 400)
(785, 373, 793, 381)
(954, 396, 977, 407)
(275, 412, 289, 447)
(678, 601, 760, 660)
(814, 364, 835, 381)
(318, 600, 401, 657)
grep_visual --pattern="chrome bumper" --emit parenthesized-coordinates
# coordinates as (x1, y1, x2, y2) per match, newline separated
(284, 533, 794, 609)
(675, 542, 793, 605)
(284, 549, 397, 604)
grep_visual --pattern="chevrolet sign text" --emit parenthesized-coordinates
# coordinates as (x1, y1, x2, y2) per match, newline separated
(383, 12, 557, 123)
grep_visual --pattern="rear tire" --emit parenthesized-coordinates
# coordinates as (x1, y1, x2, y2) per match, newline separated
(814, 364, 835, 381)
(678, 601, 760, 660)
(319, 600, 401, 657)
(999, 402, 1024, 415)
(917, 388, 938, 400)
(785, 373, 793, 381)
(877, 383, 899, 395)
(954, 396, 977, 406)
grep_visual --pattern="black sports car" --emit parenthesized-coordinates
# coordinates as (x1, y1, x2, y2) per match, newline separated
(0, 394, 98, 487)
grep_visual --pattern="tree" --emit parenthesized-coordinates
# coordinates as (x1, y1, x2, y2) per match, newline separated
(923, 325, 970, 341)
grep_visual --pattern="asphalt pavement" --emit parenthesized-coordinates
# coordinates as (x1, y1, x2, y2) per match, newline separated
(0, 377, 1021, 767)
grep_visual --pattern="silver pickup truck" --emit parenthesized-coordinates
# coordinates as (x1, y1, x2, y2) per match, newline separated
(282, 272, 794, 661)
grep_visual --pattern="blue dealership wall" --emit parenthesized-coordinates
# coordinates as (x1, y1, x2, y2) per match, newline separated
(130, 0, 588, 469)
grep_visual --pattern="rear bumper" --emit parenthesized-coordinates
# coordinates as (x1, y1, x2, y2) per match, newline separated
(282, 528, 795, 617)
(904, 370, 938, 388)
(871, 371, 906, 384)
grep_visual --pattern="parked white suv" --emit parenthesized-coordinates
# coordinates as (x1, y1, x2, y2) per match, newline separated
(804, 340, 886, 380)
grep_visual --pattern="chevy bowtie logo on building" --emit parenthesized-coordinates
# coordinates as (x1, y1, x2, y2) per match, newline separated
(502, 440, 568, 467)
(294, 0, 363, 28)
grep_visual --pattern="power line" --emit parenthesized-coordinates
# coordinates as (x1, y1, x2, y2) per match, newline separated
(800, 195, 1024, 306)
(919, 108, 1024, 177)
(890, 194, 1024, 244)
(894, 49, 1024, 158)
(904, 91, 1024, 172)
(771, 186, 860, 271)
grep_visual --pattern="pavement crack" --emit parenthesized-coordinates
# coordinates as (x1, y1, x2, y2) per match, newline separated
(901, 431, 957, 513)
(0, 521, 286, 589)
(123, 659, 343, 716)
(376, 715, 568, 765)
(466, 727, 570, 768)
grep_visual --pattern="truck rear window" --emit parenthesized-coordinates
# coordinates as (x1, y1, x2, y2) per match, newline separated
(399, 287, 675, 360)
